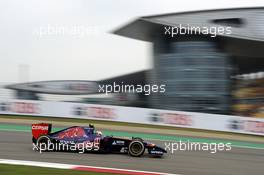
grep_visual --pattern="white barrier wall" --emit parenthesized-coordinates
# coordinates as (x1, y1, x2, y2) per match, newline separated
(0, 100, 263, 136)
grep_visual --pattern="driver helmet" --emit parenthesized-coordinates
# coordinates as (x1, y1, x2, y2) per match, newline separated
(96, 130, 103, 136)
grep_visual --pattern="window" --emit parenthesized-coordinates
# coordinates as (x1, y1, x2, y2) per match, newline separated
(211, 18, 245, 27)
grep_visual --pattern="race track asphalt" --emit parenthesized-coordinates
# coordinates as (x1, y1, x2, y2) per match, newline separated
(0, 131, 263, 175)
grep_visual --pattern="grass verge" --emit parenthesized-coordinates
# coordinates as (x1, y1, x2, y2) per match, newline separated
(0, 164, 119, 175)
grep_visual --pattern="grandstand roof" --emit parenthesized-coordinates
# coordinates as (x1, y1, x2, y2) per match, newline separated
(113, 7, 264, 42)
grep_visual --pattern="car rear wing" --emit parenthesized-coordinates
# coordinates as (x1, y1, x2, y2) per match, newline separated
(32, 123, 52, 140)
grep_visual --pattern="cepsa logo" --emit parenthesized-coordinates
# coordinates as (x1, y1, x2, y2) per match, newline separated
(74, 106, 116, 120)
(149, 112, 193, 126)
(32, 125, 49, 130)
(0, 102, 39, 114)
(229, 119, 264, 134)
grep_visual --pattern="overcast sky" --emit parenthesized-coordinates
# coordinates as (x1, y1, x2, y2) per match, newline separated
(0, 0, 263, 83)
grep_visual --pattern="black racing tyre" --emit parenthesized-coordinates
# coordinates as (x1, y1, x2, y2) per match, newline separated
(32, 137, 37, 144)
(128, 140, 145, 157)
(36, 136, 53, 152)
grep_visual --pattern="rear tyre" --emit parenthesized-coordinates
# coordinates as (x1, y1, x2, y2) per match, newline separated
(128, 140, 145, 157)
(32, 137, 37, 144)
(36, 136, 53, 152)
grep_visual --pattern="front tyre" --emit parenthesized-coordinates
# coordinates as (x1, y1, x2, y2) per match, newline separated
(128, 140, 145, 157)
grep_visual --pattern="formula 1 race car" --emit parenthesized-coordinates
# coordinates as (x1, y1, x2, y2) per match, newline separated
(32, 123, 167, 157)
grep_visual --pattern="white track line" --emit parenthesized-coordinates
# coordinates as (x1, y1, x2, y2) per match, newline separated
(0, 159, 74, 169)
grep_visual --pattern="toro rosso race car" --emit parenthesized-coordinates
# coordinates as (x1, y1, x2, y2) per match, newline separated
(32, 123, 167, 157)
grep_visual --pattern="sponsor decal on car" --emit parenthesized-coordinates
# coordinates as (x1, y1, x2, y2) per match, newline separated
(32, 125, 49, 130)
(149, 150, 164, 154)
(112, 140, 125, 145)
